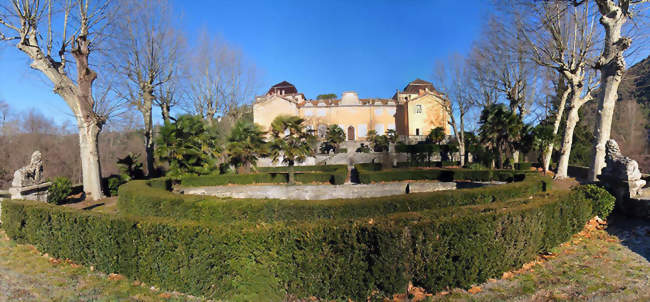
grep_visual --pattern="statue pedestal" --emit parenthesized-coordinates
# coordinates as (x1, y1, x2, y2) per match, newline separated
(9, 182, 51, 202)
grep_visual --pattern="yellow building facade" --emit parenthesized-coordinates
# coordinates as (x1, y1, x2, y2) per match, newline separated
(253, 79, 450, 141)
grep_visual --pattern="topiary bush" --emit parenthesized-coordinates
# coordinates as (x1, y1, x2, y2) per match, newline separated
(47, 177, 72, 205)
(0, 184, 597, 301)
(118, 174, 551, 224)
(353, 165, 522, 184)
(573, 184, 616, 218)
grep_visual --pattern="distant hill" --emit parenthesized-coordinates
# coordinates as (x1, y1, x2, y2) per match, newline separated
(620, 55, 650, 106)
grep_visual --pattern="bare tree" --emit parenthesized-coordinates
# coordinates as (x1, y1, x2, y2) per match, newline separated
(0, 0, 116, 199)
(189, 34, 257, 127)
(589, 0, 649, 181)
(434, 53, 473, 167)
(518, 0, 600, 177)
(111, 0, 181, 177)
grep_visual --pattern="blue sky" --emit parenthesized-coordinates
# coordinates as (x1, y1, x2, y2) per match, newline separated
(0, 1, 493, 125)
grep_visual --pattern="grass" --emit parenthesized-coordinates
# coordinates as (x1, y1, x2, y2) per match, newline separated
(0, 229, 207, 301)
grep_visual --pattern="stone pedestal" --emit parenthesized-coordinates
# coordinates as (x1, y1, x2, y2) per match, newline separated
(9, 182, 51, 202)
(598, 140, 649, 218)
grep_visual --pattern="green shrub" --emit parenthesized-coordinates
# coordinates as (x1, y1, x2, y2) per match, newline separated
(573, 184, 616, 218)
(106, 175, 126, 197)
(118, 174, 550, 224)
(1, 184, 596, 300)
(156, 114, 221, 177)
(47, 177, 72, 205)
(117, 153, 145, 180)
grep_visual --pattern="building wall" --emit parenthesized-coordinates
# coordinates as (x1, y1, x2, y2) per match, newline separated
(253, 95, 300, 132)
(301, 104, 397, 140)
(252, 91, 449, 140)
(406, 94, 450, 136)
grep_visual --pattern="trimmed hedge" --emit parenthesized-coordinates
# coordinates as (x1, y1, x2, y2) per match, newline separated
(1, 185, 598, 300)
(354, 164, 523, 183)
(181, 165, 348, 186)
(117, 174, 551, 224)
(256, 165, 345, 173)
(514, 162, 533, 171)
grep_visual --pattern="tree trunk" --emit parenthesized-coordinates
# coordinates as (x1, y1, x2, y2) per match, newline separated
(288, 164, 295, 185)
(143, 110, 155, 178)
(160, 102, 172, 124)
(589, 1, 630, 181)
(555, 104, 580, 179)
(458, 142, 465, 167)
(141, 93, 155, 177)
(513, 151, 520, 164)
(77, 119, 103, 200)
(543, 87, 571, 173)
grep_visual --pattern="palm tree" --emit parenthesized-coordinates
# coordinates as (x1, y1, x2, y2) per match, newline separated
(226, 120, 267, 174)
(323, 124, 345, 153)
(478, 104, 523, 169)
(385, 129, 398, 144)
(367, 130, 389, 152)
(427, 127, 446, 145)
(155, 114, 221, 176)
(268, 115, 315, 184)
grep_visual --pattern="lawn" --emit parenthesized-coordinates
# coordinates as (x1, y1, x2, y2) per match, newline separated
(0, 229, 205, 302)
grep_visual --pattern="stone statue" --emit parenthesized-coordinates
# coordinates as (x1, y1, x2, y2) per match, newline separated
(8, 150, 50, 202)
(600, 139, 645, 197)
(11, 151, 44, 187)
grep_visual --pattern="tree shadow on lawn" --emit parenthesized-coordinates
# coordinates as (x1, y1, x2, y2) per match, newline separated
(606, 212, 650, 262)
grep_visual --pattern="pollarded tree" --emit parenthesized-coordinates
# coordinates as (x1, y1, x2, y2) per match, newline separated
(589, 0, 649, 181)
(155, 114, 220, 176)
(517, 0, 599, 174)
(268, 115, 314, 184)
(0, 0, 117, 199)
(516, 0, 599, 178)
(226, 120, 267, 174)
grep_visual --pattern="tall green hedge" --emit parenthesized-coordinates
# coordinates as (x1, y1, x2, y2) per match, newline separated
(1, 186, 598, 300)
(117, 175, 551, 224)
(354, 164, 523, 183)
